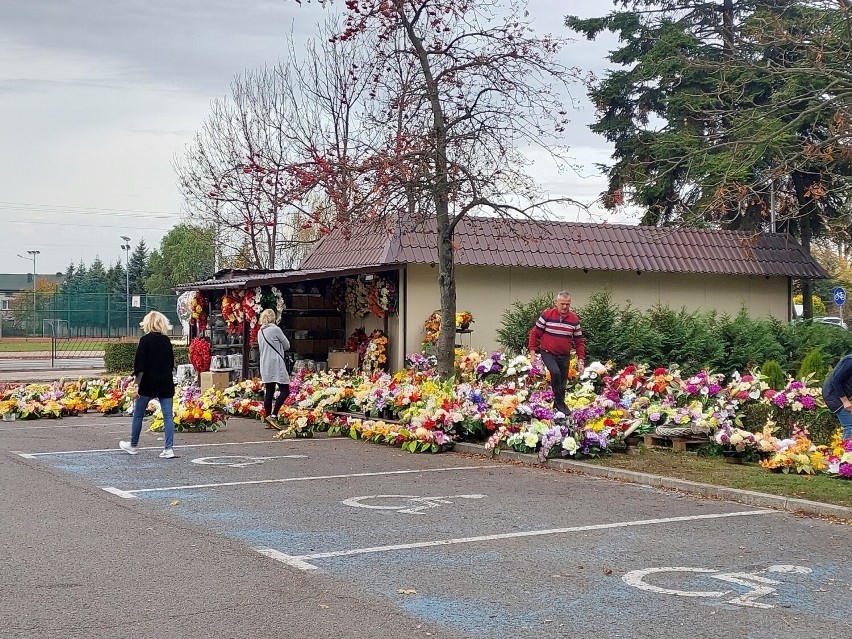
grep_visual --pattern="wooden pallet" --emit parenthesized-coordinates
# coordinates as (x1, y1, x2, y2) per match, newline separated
(643, 434, 709, 452)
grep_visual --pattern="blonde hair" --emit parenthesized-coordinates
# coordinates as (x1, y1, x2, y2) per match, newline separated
(140, 310, 172, 334)
(259, 308, 277, 326)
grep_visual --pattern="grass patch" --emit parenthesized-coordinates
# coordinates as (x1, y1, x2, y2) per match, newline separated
(0, 341, 110, 352)
(584, 448, 852, 509)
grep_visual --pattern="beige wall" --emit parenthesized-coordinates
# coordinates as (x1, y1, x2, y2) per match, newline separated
(401, 264, 790, 365)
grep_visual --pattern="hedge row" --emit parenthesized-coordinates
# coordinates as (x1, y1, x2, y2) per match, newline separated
(104, 342, 189, 373)
(499, 291, 852, 378)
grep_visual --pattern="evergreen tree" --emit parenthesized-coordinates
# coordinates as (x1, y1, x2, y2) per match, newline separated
(566, 1, 852, 318)
(128, 240, 149, 295)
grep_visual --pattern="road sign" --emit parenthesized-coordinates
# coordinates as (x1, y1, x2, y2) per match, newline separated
(834, 287, 847, 306)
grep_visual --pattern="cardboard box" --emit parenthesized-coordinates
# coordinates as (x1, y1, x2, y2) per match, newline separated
(328, 351, 360, 370)
(200, 370, 232, 391)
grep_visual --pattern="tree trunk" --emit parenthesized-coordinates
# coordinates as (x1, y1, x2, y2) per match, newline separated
(401, 11, 457, 378)
(792, 170, 816, 319)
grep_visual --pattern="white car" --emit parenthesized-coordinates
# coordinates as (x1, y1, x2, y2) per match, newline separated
(812, 316, 848, 330)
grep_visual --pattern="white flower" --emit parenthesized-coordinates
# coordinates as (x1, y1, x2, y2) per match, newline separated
(562, 436, 578, 455)
(524, 432, 539, 448)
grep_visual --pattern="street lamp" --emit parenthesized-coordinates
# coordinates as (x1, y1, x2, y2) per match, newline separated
(16, 250, 40, 335)
(120, 237, 131, 336)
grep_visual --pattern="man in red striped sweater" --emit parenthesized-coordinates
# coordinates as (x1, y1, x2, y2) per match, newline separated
(528, 291, 586, 416)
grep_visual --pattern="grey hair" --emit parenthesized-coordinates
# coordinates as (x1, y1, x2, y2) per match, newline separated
(556, 291, 571, 299)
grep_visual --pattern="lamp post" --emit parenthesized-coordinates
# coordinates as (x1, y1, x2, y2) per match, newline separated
(120, 237, 131, 336)
(17, 250, 40, 335)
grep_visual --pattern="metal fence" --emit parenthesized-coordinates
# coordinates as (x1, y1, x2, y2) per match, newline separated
(1, 292, 180, 338)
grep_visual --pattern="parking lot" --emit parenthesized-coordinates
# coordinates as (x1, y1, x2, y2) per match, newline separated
(3, 413, 850, 638)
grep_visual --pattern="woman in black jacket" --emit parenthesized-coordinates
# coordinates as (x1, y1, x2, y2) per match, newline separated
(119, 311, 177, 458)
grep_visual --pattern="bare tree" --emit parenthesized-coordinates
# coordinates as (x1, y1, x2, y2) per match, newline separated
(302, 0, 585, 377)
(175, 19, 379, 269)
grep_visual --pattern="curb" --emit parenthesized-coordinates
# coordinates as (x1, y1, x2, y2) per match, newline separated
(452, 442, 852, 520)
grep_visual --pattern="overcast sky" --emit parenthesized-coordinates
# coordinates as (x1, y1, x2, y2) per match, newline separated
(0, 0, 624, 276)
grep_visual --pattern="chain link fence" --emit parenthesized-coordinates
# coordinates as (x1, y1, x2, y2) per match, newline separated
(1, 292, 181, 338)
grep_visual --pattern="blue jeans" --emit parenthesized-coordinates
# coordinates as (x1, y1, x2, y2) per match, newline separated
(838, 408, 852, 440)
(130, 395, 174, 450)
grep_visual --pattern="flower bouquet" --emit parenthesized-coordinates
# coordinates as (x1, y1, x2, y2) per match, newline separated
(712, 424, 762, 462)
(363, 329, 388, 373)
(826, 431, 852, 479)
(189, 337, 211, 374)
(759, 435, 827, 474)
(0, 399, 19, 421)
(455, 310, 473, 330)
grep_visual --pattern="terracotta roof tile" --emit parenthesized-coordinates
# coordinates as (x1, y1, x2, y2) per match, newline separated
(299, 217, 828, 279)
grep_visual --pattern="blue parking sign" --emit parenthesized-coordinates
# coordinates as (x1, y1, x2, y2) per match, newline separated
(834, 287, 847, 306)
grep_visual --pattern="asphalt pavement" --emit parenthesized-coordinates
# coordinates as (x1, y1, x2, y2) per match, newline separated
(2, 414, 850, 639)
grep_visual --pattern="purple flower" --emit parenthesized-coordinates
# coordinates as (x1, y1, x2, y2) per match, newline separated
(685, 384, 698, 394)
(839, 463, 852, 478)
(789, 381, 804, 390)
(708, 384, 722, 395)
(773, 393, 788, 408)
(799, 396, 815, 410)
(649, 411, 661, 422)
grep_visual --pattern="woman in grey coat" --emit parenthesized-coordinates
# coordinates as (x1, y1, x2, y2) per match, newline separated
(257, 308, 290, 428)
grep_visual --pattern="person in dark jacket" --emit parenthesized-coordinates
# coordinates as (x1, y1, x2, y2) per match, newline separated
(528, 291, 586, 416)
(120, 311, 177, 458)
(822, 354, 852, 440)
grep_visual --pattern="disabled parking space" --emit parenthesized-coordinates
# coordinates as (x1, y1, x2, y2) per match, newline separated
(8, 413, 852, 639)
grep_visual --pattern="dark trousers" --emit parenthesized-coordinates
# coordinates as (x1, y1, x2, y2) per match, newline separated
(264, 382, 290, 418)
(540, 351, 570, 412)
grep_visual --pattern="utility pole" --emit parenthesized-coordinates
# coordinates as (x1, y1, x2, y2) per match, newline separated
(120, 237, 131, 336)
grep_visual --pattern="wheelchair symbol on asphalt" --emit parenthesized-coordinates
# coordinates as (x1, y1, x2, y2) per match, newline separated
(342, 494, 486, 515)
(622, 564, 812, 609)
(191, 454, 307, 468)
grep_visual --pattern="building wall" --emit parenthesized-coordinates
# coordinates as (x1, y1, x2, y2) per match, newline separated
(401, 263, 790, 365)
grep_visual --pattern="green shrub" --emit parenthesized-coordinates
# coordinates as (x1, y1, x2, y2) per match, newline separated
(104, 342, 189, 373)
(104, 342, 137, 373)
(740, 403, 838, 445)
(643, 305, 724, 371)
(779, 321, 852, 375)
(712, 309, 783, 375)
(760, 360, 786, 390)
(576, 290, 657, 365)
(797, 348, 827, 382)
(174, 345, 189, 366)
(496, 291, 555, 355)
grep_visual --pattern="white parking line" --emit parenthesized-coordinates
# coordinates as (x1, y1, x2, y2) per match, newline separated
(99, 465, 500, 498)
(258, 509, 779, 571)
(13, 439, 327, 458)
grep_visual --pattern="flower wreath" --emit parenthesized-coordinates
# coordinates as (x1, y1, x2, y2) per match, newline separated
(367, 276, 397, 318)
(345, 277, 370, 318)
(221, 290, 247, 335)
(190, 291, 208, 334)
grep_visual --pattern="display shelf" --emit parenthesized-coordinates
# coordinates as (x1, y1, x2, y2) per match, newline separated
(282, 292, 345, 359)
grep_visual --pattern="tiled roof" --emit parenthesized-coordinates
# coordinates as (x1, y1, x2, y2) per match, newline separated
(0, 273, 65, 292)
(300, 217, 828, 279)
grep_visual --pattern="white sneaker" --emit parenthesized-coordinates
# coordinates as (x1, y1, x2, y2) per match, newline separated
(159, 448, 176, 459)
(119, 441, 139, 455)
